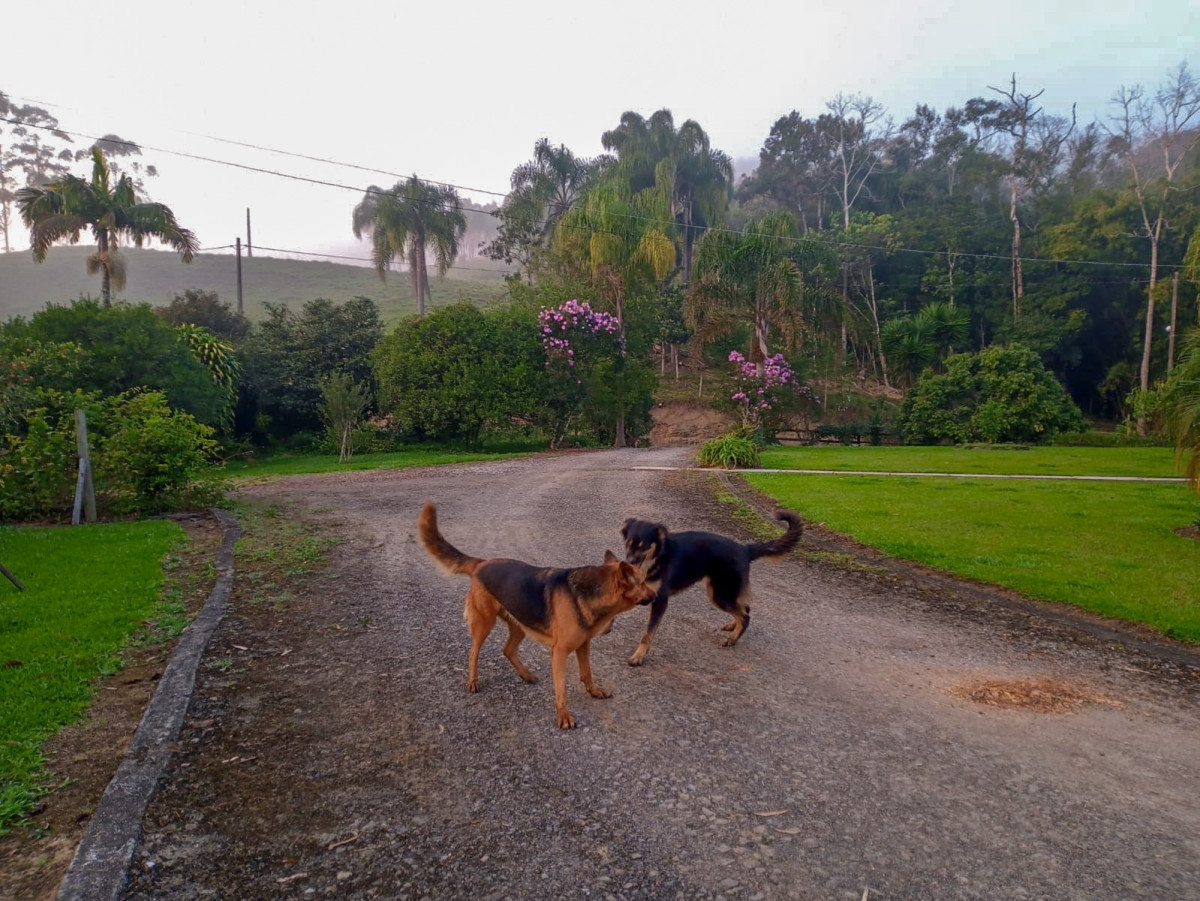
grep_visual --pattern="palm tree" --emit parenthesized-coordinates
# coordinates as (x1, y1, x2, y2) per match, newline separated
(602, 109, 733, 282)
(1164, 327, 1200, 492)
(555, 178, 675, 446)
(509, 138, 597, 240)
(687, 211, 826, 375)
(351, 175, 466, 315)
(17, 147, 197, 306)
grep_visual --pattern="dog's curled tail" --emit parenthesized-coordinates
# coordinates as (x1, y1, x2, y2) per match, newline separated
(746, 510, 803, 561)
(417, 501, 481, 576)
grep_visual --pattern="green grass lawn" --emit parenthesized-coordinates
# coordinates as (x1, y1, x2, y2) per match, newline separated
(745, 471, 1200, 642)
(759, 445, 1180, 478)
(224, 447, 531, 479)
(0, 520, 182, 833)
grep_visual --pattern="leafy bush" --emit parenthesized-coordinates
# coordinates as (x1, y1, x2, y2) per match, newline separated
(0, 416, 78, 521)
(898, 344, 1085, 445)
(0, 389, 222, 521)
(373, 303, 545, 446)
(94, 391, 222, 515)
(1, 298, 229, 428)
(240, 296, 383, 439)
(697, 432, 761, 468)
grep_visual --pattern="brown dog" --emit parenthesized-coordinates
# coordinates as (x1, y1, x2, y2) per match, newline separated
(418, 501, 656, 729)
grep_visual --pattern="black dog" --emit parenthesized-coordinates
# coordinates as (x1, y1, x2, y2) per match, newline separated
(620, 511, 803, 665)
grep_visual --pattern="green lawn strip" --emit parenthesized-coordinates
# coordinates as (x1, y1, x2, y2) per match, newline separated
(224, 448, 530, 480)
(0, 520, 182, 833)
(744, 473, 1200, 642)
(758, 446, 1179, 478)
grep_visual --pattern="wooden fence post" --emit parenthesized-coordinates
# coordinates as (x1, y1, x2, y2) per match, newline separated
(73, 409, 97, 525)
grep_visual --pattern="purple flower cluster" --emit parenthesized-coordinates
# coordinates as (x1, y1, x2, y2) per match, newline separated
(728, 350, 813, 421)
(539, 300, 624, 369)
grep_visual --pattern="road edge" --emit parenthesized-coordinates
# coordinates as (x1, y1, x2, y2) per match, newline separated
(716, 470, 1200, 673)
(55, 508, 242, 901)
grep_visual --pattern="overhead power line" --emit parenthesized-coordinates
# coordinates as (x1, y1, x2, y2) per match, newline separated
(0, 114, 1185, 274)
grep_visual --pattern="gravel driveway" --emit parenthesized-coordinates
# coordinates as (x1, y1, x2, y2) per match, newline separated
(122, 448, 1200, 901)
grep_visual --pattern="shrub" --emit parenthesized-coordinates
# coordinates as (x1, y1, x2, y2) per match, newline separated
(2, 298, 229, 428)
(95, 391, 222, 515)
(697, 432, 761, 468)
(898, 344, 1085, 445)
(373, 303, 545, 446)
(240, 297, 383, 439)
(0, 415, 77, 521)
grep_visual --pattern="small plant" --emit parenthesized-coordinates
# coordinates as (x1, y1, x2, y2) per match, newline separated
(697, 431, 761, 468)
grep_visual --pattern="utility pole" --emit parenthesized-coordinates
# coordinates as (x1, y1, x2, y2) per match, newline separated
(236, 237, 244, 315)
(246, 207, 253, 257)
(1168, 271, 1179, 371)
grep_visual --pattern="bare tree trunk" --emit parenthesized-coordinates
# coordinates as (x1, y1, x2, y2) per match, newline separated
(1009, 176, 1023, 316)
(1168, 271, 1179, 371)
(673, 343, 679, 380)
(867, 269, 890, 388)
(1138, 235, 1159, 435)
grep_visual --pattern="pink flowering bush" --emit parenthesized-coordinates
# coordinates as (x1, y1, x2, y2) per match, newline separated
(538, 299, 627, 446)
(538, 299, 623, 366)
(727, 350, 816, 433)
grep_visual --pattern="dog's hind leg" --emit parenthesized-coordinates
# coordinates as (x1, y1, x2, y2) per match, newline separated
(709, 578, 750, 647)
(501, 616, 538, 684)
(465, 590, 497, 693)
(628, 594, 669, 666)
(575, 639, 612, 699)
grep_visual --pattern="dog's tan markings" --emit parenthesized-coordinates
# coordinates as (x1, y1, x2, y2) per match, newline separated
(551, 646, 575, 729)
(575, 640, 612, 699)
(502, 618, 538, 683)
(721, 588, 752, 647)
(465, 584, 496, 692)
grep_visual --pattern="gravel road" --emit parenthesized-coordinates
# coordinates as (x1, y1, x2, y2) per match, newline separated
(122, 448, 1200, 901)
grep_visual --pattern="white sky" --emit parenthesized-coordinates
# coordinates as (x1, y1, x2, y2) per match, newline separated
(2, 0, 1197, 262)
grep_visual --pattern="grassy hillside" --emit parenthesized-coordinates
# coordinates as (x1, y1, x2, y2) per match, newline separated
(0, 247, 510, 325)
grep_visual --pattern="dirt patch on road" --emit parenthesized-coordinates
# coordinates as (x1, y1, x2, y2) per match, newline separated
(951, 677, 1123, 714)
(0, 513, 222, 901)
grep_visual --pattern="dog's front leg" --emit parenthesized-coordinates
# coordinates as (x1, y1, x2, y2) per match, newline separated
(628, 593, 669, 666)
(551, 646, 576, 729)
(576, 639, 612, 699)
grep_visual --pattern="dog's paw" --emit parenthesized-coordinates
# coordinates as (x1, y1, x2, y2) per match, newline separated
(627, 652, 646, 667)
(467, 678, 480, 692)
(556, 710, 577, 730)
(520, 671, 539, 684)
(720, 637, 739, 648)
(720, 622, 736, 632)
(587, 684, 613, 699)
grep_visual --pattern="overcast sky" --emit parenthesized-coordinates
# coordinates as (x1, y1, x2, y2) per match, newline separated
(2, 0, 1197, 265)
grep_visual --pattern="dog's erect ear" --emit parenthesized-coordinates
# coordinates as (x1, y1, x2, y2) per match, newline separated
(604, 549, 619, 564)
(618, 561, 640, 583)
(621, 517, 635, 537)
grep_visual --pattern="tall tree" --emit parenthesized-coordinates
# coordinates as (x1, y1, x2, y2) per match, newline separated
(555, 178, 675, 446)
(17, 147, 196, 305)
(988, 75, 1076, 316)
(484, 139, 600, 271)
(687, 210, 829, 375)
(1105, 62, 1200, 433)
(602, 109, 733, 281)
(0, 92, 74, 253)
(351, 175, 467, 315)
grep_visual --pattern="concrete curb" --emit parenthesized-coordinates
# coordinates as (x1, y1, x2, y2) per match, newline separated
(56, 508, 242, 901)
